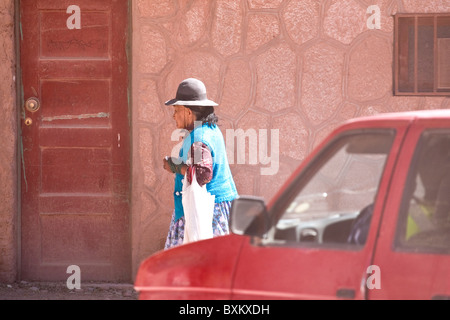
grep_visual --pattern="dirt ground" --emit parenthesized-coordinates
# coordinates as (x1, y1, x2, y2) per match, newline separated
(0, 280, 139, 300)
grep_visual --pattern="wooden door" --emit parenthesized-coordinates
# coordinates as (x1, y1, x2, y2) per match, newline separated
(20, 0, 130, 281)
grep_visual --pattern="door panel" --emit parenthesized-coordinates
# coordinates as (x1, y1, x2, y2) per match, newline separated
(232, 242, 369, 300)
(20, 0, 130, 281)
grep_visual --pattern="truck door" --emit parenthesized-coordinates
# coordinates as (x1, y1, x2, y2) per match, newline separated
(231, 123, 410, 299)
(369, 119, 450, 299)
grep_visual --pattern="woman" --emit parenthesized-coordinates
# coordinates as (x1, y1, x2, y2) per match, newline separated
(162, 78, 238, 249)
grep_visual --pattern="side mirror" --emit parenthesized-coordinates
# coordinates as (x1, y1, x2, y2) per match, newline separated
(230, 196, 270, 237)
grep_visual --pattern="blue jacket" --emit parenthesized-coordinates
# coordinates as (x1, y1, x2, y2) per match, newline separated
(173, 124, 238, 220)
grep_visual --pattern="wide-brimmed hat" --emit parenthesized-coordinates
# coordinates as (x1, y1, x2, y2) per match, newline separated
(165, 78, 218, 107)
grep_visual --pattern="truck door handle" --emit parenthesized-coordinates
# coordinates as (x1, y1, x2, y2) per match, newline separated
(336, 288, 355, 299)
(432, 295, 450, 300)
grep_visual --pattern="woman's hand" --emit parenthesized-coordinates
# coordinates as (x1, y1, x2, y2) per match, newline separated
(163, 156, 173, 173)
(163, 156, 187, 175)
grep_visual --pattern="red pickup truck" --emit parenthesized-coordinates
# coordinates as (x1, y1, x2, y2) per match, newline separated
(135, 110, 450, 300)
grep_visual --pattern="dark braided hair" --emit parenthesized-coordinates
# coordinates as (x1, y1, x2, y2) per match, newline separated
(186, 105, 218, 127)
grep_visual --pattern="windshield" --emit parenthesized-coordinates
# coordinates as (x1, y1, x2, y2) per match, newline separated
(272, 130, 395, 245)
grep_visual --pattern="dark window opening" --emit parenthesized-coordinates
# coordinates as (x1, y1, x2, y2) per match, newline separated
(395, 130, 450, 254)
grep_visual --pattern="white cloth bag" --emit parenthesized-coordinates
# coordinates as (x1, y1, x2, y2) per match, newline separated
(182, 167, 215, 244)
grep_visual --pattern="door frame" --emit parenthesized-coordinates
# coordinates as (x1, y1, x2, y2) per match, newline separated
(15, 0, 23, 280)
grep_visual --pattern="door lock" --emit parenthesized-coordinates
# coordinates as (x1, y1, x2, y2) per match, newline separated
(24, 117, 33, 126)
(25, 97, 40, 112)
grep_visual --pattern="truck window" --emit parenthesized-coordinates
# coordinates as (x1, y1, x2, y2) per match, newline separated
(273, 130, 395, 247)
(395, 130, 450, 253)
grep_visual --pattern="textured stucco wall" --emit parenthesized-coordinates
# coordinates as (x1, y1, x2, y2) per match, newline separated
(1, 0, 449, 282)
(0, 0, 17, 283)
(130, 0, 450, 277)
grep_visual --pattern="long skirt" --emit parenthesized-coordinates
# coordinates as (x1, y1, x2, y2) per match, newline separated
(164, 201, 232, 250)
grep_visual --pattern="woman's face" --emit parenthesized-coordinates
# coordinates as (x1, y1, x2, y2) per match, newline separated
(173, 105, 193, 129)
